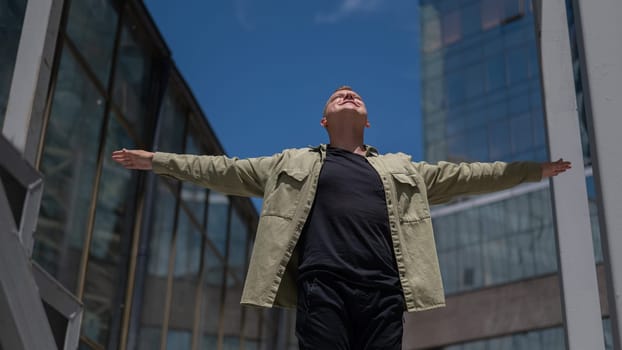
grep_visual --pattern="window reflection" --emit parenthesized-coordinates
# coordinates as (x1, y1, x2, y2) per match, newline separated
(167, 208, 202, 350)
(422, 17, 442, 53)
(182, 134, 207, 223)
(136, 180, 177, 350)
(462, 2, 480, 37)
(157, 86, 186, 154)
(242, 305, 262, 349)
(227, 210, 249, 281)
(506, 46, 528, 85)
(207, 192, 230, 256)
(435, 189, 558, 294)
(172, 208, 202, 278)
(0, 0, 27, 126)
(198, 248, 225, 349)
(166, 330, 191, 349)
(34, 48, 105, 293)
(65, 0, 118, 86)
(486, 53, 506, 91)
(82, 114, 138, 346)
(112, 16, 156, 143)
(443, 326, 565, 349)
(442, 10, 461, 45)
(504, 0, 524, 20)
(481, 0, 503, 29)
(219, 209, 248, 348)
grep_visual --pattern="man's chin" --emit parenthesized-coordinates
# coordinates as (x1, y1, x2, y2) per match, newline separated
(334, 108, 366, 117)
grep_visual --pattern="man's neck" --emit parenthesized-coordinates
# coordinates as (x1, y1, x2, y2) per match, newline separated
(328, 137, 366, 156)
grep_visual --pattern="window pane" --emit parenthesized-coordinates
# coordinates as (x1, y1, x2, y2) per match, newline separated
(486, 53, 506, 92)
(167, 330, 192, 350)
(173, 209, 202, 278)
(0, 0, 28, 126)
(136, 327, 160, 350)
(423, 78, 444, 113)
(442, 10, 461, 45)
(488, 119, 511, 159)
(220, 209, 248, 348)
(112, 17, 157, 142)
(504, 0, 523, 19)
(207, 192, 229, 256)
(198, 244, 225, 349)
(157, 85, 186, 153)
(136, 180, 177, 350)
(167, 209, 202, 350)
(462, 2, 480, 37)
(227, 210, 248, 281)
(33, 48, 105, 292)
(506, 46, 528, 85)
(464, 63, 484, 100)
(65, 0, 118, 85)
(82, 115, 138, 347)
(510, 113, 533, 154)
(446, 69, 465, 105)
(422, 17, 442, 53)
(182, 134, 207, 223)
(481, 0, 503, 30)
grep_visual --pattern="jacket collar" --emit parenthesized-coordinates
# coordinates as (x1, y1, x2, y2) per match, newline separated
(309, 144, 379, 159)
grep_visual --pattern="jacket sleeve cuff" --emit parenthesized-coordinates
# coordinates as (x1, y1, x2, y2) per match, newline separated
(152, 152, 175, 175)
(524, 162, 543, 182)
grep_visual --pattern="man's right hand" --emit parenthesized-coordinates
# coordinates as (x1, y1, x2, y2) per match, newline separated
(111, 149, 155, 170)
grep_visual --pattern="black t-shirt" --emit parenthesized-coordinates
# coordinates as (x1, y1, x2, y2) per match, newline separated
(297, 146, 401, 291)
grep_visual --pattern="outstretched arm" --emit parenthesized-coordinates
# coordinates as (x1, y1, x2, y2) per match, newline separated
(414, 158, 572, 205)
(111, 148, 280, 198)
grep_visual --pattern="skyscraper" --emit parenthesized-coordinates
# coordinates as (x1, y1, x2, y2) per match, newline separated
(405, 0, 611, 348)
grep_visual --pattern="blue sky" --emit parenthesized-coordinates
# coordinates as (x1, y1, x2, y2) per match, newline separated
(144, 0, 423, 161)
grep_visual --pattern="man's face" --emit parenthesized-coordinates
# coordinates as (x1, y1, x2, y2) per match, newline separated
(323, 89, 368, 118)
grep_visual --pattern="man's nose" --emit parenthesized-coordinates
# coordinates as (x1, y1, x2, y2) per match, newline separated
(344, 93, 354, 100)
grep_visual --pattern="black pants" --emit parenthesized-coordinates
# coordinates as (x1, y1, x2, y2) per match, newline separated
(295, 276, 405, 350)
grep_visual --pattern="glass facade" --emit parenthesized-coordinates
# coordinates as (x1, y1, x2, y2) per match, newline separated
(418, 0, 605, 348)
(421, 0, 545, 165)
(420, 0, 553, 295)
(0, 0, 28, 127)
(441, 318, 614, 350)
(419, 0, 600, 293)
(444, 326, 566, 350)
(12, 0, 286, 349)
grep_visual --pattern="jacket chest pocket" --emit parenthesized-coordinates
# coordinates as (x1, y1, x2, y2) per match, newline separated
(391, 173, 430, 222)
(262, 168, 309, 219)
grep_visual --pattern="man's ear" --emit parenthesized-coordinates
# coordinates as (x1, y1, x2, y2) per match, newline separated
(365, 120, 371, 128)
(320, 117, 328, 127)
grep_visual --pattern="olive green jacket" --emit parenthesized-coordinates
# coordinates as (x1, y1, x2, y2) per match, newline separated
(152, 144, 542, 312)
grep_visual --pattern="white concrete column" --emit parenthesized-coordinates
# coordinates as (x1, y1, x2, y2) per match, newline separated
(571, 0, 622, 348)
(533, 0, 605, 349)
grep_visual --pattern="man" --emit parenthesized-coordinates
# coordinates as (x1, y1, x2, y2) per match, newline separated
(112, 86, 571, 350)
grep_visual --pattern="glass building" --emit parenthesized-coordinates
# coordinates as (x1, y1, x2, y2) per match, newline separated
(408, 0, 612, 349)
(0, 0, 295, 349)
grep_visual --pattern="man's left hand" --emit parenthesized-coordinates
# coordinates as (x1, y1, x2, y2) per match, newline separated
(541, 158, 572, 178)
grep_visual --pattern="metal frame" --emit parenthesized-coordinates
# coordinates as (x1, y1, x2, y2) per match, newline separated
(533, 0, 604, 348)
(2, 0, 65, 164)
(32, 263, 83, 350)
(0, 136, 43, 257)
(0, 135, 58, 350)
(570, 0, 622, 348)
